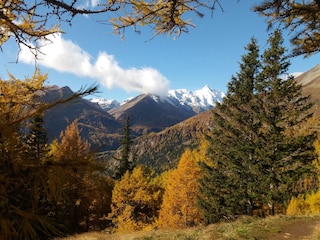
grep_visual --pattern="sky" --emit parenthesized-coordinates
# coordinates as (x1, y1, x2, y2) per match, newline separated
(1, 1, 320, 101)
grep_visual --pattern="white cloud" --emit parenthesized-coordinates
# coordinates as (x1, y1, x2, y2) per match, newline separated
(19, 33, 170, 96)
(90, 0, 100, 7)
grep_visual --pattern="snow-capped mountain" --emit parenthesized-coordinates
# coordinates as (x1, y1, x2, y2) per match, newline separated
(91, 85, 225, 113)
(90, 98, 120, 111)
(167, 85, 225, 113)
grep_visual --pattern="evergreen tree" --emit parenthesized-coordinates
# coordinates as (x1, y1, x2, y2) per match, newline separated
(115, 115, 134, 179)
(198, 31, 317, 224)
(25, 114, 48, 161)
(256, 30, 316, 215)
(198, 38, 263, 223)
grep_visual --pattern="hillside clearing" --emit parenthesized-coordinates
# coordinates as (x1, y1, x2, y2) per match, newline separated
(57, 215, 320, 240)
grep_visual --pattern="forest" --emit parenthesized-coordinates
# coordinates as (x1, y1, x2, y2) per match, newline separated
(1, 0, 320, 239)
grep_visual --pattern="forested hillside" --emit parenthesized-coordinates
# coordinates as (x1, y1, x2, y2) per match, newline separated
(106, 110, 213, 172)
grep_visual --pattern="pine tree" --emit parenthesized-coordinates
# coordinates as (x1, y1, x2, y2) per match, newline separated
(158, 148, 201, 228)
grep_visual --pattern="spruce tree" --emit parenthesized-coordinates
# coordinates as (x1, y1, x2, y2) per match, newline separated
(256, 30, 316, 215)
(198, 38, 262, 223)
(198, 31, 317, 223)
(115, 115, 133, 179)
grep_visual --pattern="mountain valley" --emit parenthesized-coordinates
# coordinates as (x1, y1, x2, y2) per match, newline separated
(42, 65, 320, 171)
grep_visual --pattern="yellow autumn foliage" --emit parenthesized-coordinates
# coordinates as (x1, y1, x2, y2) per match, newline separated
(158, 147, 202, 229)
(287, 133, 320, 216)
(109, 165, 163, 233)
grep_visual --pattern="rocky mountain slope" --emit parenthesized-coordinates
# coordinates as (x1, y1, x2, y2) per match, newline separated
(295, 64, 320, 116)
(43, 86, 123, 151)
(106, 109, 214, 172)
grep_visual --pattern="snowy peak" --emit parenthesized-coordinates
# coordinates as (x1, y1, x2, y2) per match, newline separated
(90, 98, 120, 111)
(91, 85, 225, 113)
(167, 85, 225, 113)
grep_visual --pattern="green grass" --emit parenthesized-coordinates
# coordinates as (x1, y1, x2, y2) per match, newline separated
(57, 215, 320, 240)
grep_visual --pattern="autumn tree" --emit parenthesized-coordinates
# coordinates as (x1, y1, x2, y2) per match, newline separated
(0, 70, 98, 239)
(109, 165, 163, 233)
(2, 1, 320, 57)
(48, 119, 111, 233)
(0, 0, 217, 52)
(158, 148, 202, 228)
(254, 0, 320, 56)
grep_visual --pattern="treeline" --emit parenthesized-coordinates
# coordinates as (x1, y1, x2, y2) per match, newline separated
(1, 31, 320, 239)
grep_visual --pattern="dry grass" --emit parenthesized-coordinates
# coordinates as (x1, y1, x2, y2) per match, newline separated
(57, 215, 320, 240)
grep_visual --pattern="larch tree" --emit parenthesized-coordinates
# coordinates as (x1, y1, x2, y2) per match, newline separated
(2, 1, 320, 57)
(0, 70, 97, 239)
(109, 165, 163, 233)
(158, 148, 201, 228)
(254, 0, 320, 57)
(48, 119, 100, 233)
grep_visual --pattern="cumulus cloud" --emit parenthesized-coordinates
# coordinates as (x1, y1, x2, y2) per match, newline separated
(19, 33, 170, 96)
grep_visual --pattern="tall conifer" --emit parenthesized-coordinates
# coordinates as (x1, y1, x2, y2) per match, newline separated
(198, 38, 262, 223)
(198, 32, 317, 223)
(256, 31, 316, 215)
(115, 115, 134, 179)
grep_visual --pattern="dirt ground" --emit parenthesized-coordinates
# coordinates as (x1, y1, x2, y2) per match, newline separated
(268, 218, 320, 239)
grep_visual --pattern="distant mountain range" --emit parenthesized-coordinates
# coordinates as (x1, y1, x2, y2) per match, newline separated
(90, 85, 225, 113)
(43, 85, 225, 151)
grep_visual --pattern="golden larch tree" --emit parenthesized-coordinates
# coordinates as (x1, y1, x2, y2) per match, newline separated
(109, 165, 163, 233)
(49, 119, 111, 233)
(158, 147, 202, 228)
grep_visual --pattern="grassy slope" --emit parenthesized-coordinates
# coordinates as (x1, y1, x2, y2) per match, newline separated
(57, 215, 320, 240)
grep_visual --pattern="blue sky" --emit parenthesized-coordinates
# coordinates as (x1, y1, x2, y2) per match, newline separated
(1, 1, 319, 101)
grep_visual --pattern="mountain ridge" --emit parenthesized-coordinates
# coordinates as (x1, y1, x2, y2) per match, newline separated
(90, 85, 225, 113)
(42, 85, 224, 151)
